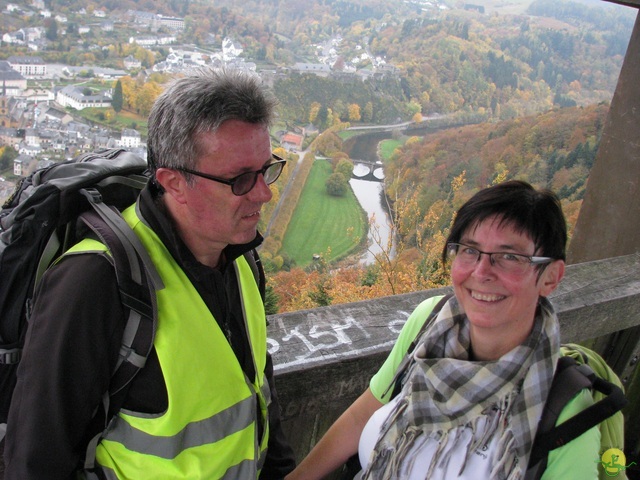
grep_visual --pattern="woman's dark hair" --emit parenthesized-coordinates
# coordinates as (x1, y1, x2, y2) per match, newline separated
(442, 180, 567, 265)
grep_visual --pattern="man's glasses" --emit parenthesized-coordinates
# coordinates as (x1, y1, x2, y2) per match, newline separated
(177, 154, 286, 196)
(446, 242, 554, 274)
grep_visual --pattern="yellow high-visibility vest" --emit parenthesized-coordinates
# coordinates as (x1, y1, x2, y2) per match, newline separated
(68, 205, 270, 479)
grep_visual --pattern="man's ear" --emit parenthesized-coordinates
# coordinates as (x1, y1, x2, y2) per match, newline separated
(539, 260, 565, 297)
(155, 168, 189, 204)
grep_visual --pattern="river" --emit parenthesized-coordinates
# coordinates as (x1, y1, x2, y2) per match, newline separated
(349, 178, 395, 264)
(343, 132, 396, 265)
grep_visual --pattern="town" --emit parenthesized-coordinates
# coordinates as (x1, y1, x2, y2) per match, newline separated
(0, 1, 402, 203)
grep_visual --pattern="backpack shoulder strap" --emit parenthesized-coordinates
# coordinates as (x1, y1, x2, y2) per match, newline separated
(243, 248, 265, 302)
(406, 293, 452, 355)
(76, 200, 164, 470)
(382, 293, 453, 400)
(526, 349, 627, 479)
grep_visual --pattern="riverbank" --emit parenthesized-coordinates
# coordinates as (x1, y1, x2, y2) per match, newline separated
(278, 159, 367, 268)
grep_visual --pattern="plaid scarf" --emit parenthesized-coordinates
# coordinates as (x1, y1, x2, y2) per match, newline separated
(363, 296, 559, 480)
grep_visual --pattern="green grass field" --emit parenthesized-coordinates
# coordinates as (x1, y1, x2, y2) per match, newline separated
(379, 139, 403, 160)
(280, 160, 367, 267)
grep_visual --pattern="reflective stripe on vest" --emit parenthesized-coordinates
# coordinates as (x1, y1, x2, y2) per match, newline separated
(96, 455, 258, 480)
(70, 204, 271, 478)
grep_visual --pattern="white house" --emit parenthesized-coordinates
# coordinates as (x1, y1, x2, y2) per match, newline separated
(123, 55, 142, 70)
(56, 85, 111, 110)
(7, 56, 47, 78)
(24, 128, 40, 146)
(119, 129, 141, 149)
(222, 37, 243, 61)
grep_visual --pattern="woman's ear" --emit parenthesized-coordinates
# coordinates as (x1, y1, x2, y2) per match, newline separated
(539, 260, 565, 297)
(155, 168, 188, 204)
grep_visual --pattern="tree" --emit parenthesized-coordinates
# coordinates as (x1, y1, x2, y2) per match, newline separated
(362, 102, 374, 123)
(335, 158, 354, 178)
(0, 145, 18, 171)
(264, 284, 279, 315)
(348, 103, 361, 122)
(45, 19, 58, 41)
(325, 172, 349, 196)
(133, 82, 163, 117)
(112, 80, 124, 113)
(309, 102, 321, 124)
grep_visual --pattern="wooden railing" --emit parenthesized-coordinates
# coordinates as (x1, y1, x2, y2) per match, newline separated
(268, 253, 640, 474)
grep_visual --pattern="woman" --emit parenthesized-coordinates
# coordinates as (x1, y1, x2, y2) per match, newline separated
(286, 180, 599, 480)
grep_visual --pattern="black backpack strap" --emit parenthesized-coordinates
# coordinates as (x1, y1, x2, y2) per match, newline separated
(526, 356, 628, 479)
(382, 293, 453, 400)
(76, 199, 164, 470)
(244, 248, 265, 302)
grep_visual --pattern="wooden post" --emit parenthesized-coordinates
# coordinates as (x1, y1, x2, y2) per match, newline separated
(567, 10, 640, 463)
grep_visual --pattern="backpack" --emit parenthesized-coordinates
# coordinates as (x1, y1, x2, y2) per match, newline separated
(0, 148, 267, 472)
(386, 295, 627, 479)
(0, 148, 163, 451)
(526, 344, 628, 480)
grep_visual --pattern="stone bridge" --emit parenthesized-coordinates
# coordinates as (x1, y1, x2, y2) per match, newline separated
(351, 159, 384, 182)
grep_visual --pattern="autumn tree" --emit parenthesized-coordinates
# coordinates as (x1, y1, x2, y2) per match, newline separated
(118, 76, 136, 110)
(133, 82, 164, 117)
(309, 102, 321, 124)
(348, 103, 361, 122)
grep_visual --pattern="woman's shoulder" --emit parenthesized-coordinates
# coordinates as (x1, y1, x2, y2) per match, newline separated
(541, 389, 600, 480)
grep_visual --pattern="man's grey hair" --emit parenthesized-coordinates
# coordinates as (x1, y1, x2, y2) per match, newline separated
(147, 68, 278, 172)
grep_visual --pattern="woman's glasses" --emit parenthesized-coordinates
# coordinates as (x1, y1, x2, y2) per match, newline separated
(446, 242, 554, 274)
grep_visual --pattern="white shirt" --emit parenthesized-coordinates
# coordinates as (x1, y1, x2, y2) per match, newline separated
(359, 396, 501, 480)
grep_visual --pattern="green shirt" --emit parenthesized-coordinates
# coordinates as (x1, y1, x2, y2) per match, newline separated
(369, 295, 600, 480)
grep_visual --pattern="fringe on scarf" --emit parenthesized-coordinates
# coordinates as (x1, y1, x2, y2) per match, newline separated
(364, 394, 522, 480)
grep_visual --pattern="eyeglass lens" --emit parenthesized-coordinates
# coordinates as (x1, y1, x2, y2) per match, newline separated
(234, 161, 284, 195)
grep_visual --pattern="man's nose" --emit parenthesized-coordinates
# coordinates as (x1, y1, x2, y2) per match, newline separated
(248, 173, 273, 202)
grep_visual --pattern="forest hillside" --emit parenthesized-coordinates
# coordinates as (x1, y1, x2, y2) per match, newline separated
(268, 103, 609, 313)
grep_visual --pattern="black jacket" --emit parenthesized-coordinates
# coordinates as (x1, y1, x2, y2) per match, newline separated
(4, 185, 295, 479)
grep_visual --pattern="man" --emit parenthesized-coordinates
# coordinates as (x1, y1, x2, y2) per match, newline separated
(4, 69, 296, 479)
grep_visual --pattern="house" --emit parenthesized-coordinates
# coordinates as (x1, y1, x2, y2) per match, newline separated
(13, 153, 37, 176)
(0, 98, 22, 129)
(153, 15, 185, 32)
(129, 35, 159, 47)
(7, 55, 47, 78)
(56, 85, 111, 110)
(119, 129, 141, 149)
(222, 37, 243, 61)
(123, 55, 142, 70)
(41, 106, 73, 125)
(3, 27, 43, 45)
(0, 126, 22, 147)
(18, 88, 55, 102)
(280, 132, 304, 151)
(24, 128, 40, 146)
(0, 62, 28, 94)
(291, 63, 331, 77)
